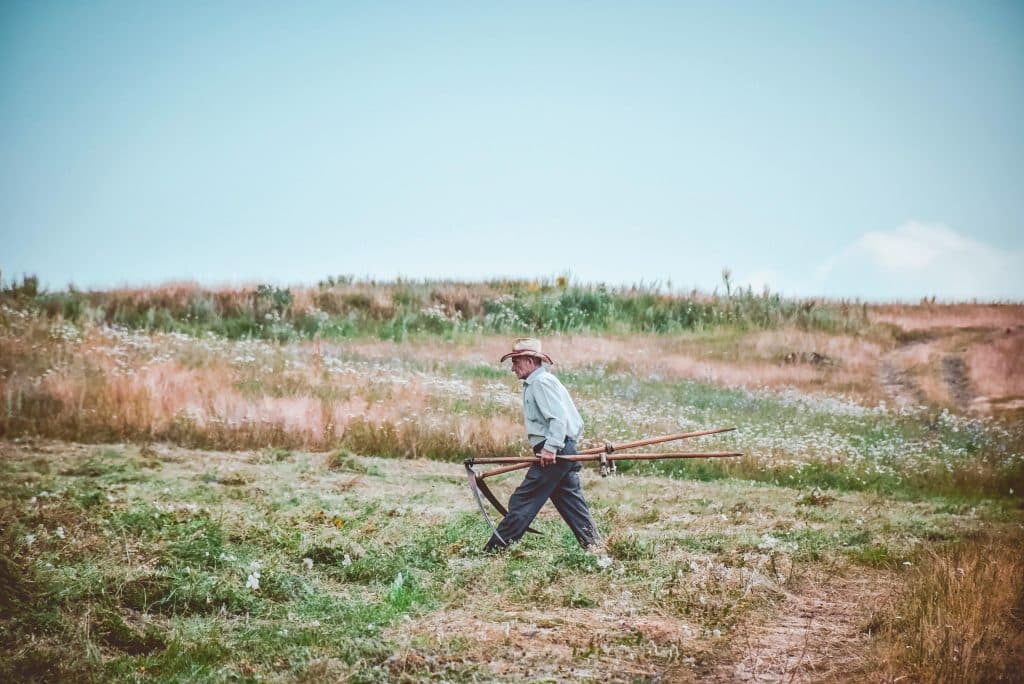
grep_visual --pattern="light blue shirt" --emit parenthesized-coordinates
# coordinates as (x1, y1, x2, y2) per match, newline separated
(522, 366, 584, 451)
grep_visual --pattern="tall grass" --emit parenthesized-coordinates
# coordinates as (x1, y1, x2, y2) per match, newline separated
(2, 298, 1021, 499)
(872, 531, 1024, 681)
(3, 274, 870, 341)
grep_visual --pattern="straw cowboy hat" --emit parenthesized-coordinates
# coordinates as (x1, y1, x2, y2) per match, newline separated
(499, 338, 554, 364)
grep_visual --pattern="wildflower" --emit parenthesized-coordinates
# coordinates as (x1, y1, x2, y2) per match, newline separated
(342, 553, 352, 566)
(596, 556, 613, 569)
(24, 533, 36, 546)
(246, 559, 262, 590)
(303, 557, 314, 570)
(55, 526, 66, 539)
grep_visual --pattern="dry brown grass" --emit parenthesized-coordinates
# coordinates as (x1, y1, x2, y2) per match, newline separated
(0, 317, 524, 453)
(5, 318, 1023, 457)
(871, 530, 1024, 682)
(967, 329, 1024, 412)
(870, 303, 1024, 331)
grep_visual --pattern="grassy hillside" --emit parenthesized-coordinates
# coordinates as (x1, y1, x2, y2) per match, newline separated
(1, 280, 1022, 681)
(2, 274, 869, 340)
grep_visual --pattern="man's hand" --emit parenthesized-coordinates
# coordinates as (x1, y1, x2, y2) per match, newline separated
(539, 448, 557, 467)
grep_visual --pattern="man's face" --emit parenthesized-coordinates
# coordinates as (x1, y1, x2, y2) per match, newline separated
(511, 355, 538, 380)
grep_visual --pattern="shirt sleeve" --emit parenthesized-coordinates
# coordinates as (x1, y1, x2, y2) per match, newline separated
(532, 375, 569, 451)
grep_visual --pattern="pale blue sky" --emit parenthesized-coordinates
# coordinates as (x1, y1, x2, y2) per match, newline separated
(2, 1, 1022, 300)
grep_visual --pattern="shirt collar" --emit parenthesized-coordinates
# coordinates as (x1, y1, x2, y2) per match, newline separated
(523, 365, 546, 385)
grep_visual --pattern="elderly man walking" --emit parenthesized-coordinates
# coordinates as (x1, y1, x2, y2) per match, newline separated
(484, 338, 600, 552)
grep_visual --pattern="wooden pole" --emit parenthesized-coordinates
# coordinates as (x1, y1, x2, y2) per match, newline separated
(473, 451, 742, 466)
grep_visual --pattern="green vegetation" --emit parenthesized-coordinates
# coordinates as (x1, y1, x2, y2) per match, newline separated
(3, 443, 1015, 681)
(1, 277, 1021, 679)
(2, 273, 869, 341)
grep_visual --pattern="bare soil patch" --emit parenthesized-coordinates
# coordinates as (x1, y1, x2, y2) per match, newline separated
(387, 606, 706, 682)
(710, 570, 895, 682)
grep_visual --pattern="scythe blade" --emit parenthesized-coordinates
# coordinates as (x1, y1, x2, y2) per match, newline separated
(464, 463, 542, 540)
(466, 463, 506, 545)
(475, 471, 542, 536)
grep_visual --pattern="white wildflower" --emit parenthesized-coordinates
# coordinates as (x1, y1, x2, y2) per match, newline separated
(303, 557, 314, 570)
(245, 559, 262, 590)
(596, 555, 613, 569)
(55, 526, 65, 539)
(342, 554, 352, 566)
(24, 533, 36, 546)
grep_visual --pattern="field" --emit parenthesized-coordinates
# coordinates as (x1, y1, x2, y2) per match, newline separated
(2, 280, 1023, 682)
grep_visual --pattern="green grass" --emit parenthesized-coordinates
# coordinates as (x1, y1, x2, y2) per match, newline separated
(0, 439, 1018, 681)
(3, 275, 870, 342)
(2, 283, 1021, 679)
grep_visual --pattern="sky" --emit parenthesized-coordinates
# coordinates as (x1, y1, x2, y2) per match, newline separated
(2, 1, 1022, 301)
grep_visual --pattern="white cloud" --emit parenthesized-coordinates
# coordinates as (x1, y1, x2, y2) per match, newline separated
(813, 222, 1023, 300)
(740, 222, 1024, 301)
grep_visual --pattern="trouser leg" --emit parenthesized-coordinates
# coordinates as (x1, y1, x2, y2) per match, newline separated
(484, 460, 574, 551)
(549, 470, 600, 548)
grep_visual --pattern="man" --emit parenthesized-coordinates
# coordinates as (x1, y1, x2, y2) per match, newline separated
(484, 338, 599, 551)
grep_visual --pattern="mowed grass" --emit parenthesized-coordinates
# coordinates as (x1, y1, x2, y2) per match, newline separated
(2, 440, 1021, 682)
(2, 295, 1023, 680)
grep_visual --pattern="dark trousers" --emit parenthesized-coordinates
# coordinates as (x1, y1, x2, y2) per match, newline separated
(483, 438, 599, 551)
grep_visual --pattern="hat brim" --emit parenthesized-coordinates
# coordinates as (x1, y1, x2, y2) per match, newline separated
(500, 350, 554, 364)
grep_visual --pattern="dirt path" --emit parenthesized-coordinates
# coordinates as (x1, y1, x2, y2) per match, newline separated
(706, 571, 893, 682)
(878, 357, 927, 410)
(940, 354, 975, 411)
